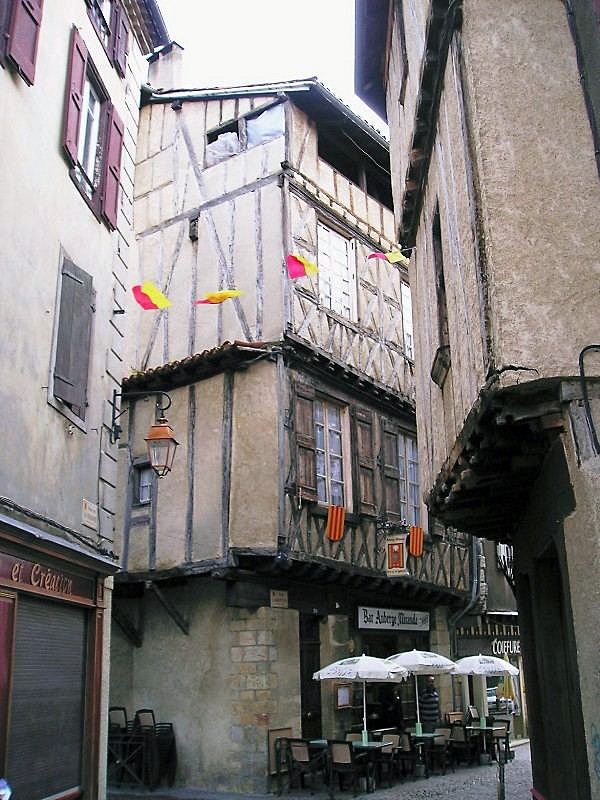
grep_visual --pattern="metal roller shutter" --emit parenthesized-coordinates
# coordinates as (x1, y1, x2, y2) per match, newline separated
(6, 595, 87, 799)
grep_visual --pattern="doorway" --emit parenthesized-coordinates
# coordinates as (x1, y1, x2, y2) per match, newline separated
(299, 613, 322, 739)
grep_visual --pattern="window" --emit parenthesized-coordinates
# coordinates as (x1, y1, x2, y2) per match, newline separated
(401, 282, 414, 359)
(52, 258, 94, 420)
(63, 26, 124, 228)
(317, 222, 356, 319)
(294, 383, 352, 509)
(315, 399, 346, 506)
(134, 465, 153, 505)
(205, 101, 285, 167)
(382, 427, 421, 526)
(1, 0, 44, 85)
(87, 0, 129, 77)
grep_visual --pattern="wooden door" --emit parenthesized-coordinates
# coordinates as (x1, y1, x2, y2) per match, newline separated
(299, 614, 322, 739)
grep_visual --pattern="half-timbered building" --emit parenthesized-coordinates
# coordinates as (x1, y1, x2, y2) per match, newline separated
(110, 49, 477, 792)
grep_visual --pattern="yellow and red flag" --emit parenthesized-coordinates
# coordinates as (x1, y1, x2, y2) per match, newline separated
(286, 254, 319, 279)
(132, 281, 171, 309)
(194, 290, 243, 305)
(368, 251, 410, 268)
(326, 505, 346, 542)
(408, 526, 424, 557)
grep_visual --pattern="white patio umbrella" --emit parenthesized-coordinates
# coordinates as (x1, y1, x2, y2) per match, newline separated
(313, 654, 408, 738)
(451, 654, 519, 677)
(387, 649, 456, 733)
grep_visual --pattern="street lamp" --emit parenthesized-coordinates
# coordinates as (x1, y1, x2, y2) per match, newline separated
(110, 389, 179, 477)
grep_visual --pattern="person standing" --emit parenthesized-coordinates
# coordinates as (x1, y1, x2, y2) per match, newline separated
(419, 675, 440, 733)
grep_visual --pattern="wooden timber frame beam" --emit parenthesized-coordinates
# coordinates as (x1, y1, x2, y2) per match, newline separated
(146, 580, 190, 636)
(399, 0, 463, 252)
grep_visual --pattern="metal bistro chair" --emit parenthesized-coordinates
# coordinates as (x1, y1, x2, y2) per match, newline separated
(376, 734, 400, 786)
(491, 718, 513, 763)
(287, 739, 326, 793)
(131, 708, 160, 789)
(327, 740, 372, 797)
(448, 722, 478, 766)
(430, 727, 454, 774)
(395, 732, 418, 779)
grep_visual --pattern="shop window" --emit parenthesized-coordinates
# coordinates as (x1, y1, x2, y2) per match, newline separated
(0, 0, 44, 85)
(63, 26, 124, 228)
(87, 0, 129, 77)
(382, 426, 420, 526)
(134, 464, 153, 505)
(51, 257, 94, 421)
(205, 101, 285, 167)
(317, 222, 356, 319)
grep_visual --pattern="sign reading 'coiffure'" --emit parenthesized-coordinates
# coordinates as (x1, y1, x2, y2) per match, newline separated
(358, 606, 429, 631)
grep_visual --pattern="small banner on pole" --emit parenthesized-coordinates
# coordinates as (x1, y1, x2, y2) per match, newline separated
(408, 526, 424, 557)
(326, 505, 346, 541)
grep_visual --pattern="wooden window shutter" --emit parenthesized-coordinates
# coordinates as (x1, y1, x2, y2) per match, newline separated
(6, 0, 44, 86)
(63, 26, 88, 165)
(101, 103, 124, 229)
(294, 382, 318, 501)
(381, 421, 401, 521)
(54, 259, 94, 416)
(112, 2, 129, 78)
(352, 408, 376, 515)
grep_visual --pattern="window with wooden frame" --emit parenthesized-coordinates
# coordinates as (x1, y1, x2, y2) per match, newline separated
(63, 26, 124, 229)
(293, 383, 353, 509)
(86, 0, 129, 77)
(205, 101, 285, 167)
(430, 202, 451, 386)
(317, 222, 356, 319)
(51, 257, 95, 421)
(133, 463, 153, 505)
(382, 423, 421, 526)
(0, 0, 44, 85)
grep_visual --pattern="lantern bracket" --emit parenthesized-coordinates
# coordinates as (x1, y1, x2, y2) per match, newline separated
(110, 388, 172, 444)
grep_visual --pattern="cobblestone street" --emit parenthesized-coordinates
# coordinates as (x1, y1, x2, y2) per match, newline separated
(109, 742, 532, 800)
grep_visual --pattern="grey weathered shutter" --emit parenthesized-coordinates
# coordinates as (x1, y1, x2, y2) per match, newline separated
(352, 408, 376, 515)
(6, 0, 44, 86)
(6, 596, 86, 797)
(111, 1, 128, 77)
(295, 382, 318, 501)
(54, 259, 94, 416)
(381, 420, 401, 521)
(63, 26, 88, 165)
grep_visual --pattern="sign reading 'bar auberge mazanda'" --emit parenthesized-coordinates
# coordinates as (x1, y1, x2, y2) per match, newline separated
(358, 605, 430, 631)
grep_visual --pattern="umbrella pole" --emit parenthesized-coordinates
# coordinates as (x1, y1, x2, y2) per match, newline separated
(414, 675, 422, 735)
(362, 680, 368, 743)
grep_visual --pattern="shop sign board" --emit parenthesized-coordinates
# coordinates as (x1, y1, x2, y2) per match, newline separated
(492, 637, 521, 656)
(0, 552, 95, 602)
(386, 533, 409, 576)
(358, 605, 429, 631)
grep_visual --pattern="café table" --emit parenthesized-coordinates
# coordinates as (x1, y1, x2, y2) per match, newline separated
(406, 730, 439, 777)
(309, 739, 386, 792)
(465, 724, 504, 762)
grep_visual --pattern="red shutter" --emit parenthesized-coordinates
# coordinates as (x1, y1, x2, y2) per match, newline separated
(101, 104, 124, 229)
(6, 0, 44, 85)
(112, 2, 129, 77)
(63, 26, 88, 165)
(0, 593, 16, 767)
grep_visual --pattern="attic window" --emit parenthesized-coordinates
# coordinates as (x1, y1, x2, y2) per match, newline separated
(205, 101, 285, 168)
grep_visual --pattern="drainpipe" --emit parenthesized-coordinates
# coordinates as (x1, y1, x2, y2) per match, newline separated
(448, 535, 481, 658)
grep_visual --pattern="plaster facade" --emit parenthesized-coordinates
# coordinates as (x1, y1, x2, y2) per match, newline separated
(0, 1, 167, 796)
